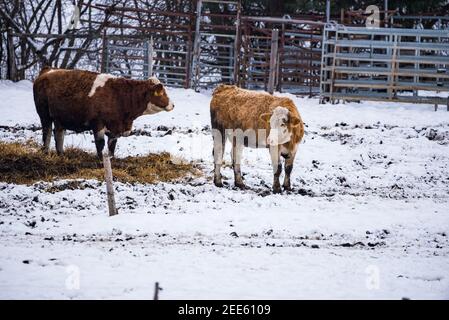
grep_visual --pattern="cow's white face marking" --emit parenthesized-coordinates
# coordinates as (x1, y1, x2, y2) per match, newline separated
(148, 76, 161, 84)
(143, 100, 174, 115)
(165, 100, 174, 111)
(143, 83, 174, 114)
(88, 74, 116, 98)
(267, 106, 292, 145)
(143, 102, 160, 115)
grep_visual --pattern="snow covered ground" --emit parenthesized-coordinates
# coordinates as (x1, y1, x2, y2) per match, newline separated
(0, 80, 448, 299)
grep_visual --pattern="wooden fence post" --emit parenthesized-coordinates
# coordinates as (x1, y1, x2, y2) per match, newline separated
(268, 29, 279, 94)
(191, 0, 203, 90)
(101, 29, 108, 73)
(103, 152, 118, 216)
(233, 0, 242, 85)
(148, 36, 154, 77)
(154, 282, 161, 300)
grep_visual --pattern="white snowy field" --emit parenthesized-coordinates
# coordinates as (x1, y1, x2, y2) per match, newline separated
(0, 80, 448, 299)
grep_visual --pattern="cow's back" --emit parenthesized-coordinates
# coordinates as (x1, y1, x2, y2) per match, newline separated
(211, 85, 276, 131)
(33, 69, 99, 131)
(211, 85, 300, 131)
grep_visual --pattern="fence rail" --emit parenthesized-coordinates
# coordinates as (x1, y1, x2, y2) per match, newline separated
(320, 25, 449, 108)
(5, 1, 449, 106)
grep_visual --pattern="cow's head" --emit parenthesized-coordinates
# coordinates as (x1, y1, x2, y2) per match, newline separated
(143, 78, 174, 115)
(260, 106, 301, 145)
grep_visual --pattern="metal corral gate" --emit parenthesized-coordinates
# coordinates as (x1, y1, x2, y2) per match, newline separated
(190, 0, 325, 94)
(191, 0, 241, 89)
(98, 1, 325, 94)
(100, 4, 193, 88)
(320, 25, 449, 109)
(104, 35, 191, 88)
(240, 17, 323, 95)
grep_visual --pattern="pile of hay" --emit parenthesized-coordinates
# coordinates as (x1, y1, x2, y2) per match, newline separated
(0, 141, 200, 184)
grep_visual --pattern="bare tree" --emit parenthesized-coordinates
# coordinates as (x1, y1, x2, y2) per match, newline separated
(0, 0, 110, 80)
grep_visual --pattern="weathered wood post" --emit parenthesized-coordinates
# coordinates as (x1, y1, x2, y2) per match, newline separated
(268, 29, 279, 95)
(148, 36, 154, 77)
(154, 282, 161, 300)
(191, 0, 203, 90)
(103, 152, 118, 216)
(143, 41, 149, 78)
(186, 21, 193, 89)
(101, 29, 108, 73)
(233, 0, 242, 86)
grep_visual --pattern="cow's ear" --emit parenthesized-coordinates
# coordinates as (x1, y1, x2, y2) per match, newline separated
(259, 113, 271, 123)
(289, 116, 301, 127)
(151, 84, 164, 96)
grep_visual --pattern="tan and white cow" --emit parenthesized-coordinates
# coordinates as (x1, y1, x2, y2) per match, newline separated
(210, 84, 304, 193)
(33, 67, 174, 158)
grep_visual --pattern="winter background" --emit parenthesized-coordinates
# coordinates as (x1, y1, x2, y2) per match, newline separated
(1, 0, 449, 300)
(0, 80, 448, 299)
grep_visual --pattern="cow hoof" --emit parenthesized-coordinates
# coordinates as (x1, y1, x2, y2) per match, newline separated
(235, 183, 248, 190)
(214, 180, 224, 188)
(273, 187, 282, 194)
(283, 185, 292, 191)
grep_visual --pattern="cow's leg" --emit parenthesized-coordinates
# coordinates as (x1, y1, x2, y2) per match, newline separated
(269, 145, 282, 194)
(283, 151, 297, 191)
(93, 130, 105, 159)
(53, 123, 65, 156)
(41, 120, 52, 154)
(232, 139, 246, 189)
(212, 128, 225, 187)
(107, 136, 118, 157)
(35, 96, 52, 154)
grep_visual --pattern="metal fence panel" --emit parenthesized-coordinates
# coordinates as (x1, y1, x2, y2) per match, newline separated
(320, 24, 449, 107)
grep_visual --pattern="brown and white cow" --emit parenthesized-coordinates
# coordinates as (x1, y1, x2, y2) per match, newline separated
(210, 84, 304, 193)
(33, 67, 174, 158)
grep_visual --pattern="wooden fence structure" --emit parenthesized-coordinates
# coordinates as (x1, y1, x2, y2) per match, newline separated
(95, 3, 194, 88)
(239, 16, 324, 95)
(95, 0, 326, 95)
(3, 0, 448, 102)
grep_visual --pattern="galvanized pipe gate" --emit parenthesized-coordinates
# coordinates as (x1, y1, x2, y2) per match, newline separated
(320, 24, 449, 108)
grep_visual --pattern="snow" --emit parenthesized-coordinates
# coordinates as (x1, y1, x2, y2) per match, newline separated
(0, 80, 448, 299)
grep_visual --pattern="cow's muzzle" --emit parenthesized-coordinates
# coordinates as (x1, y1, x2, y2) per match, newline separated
(165, 101, 175, 111)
